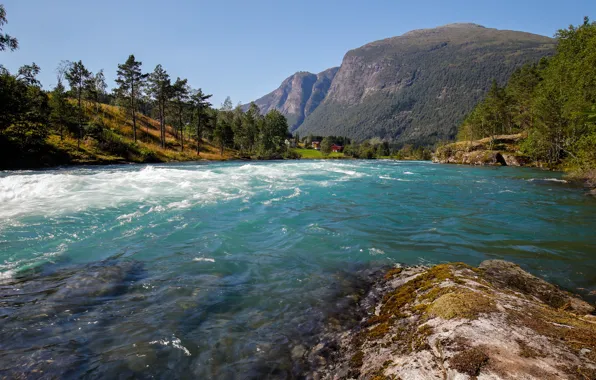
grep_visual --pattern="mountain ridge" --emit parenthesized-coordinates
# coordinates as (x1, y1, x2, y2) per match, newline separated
(244, 67, 339, 131)
(247, 23, 556, 145)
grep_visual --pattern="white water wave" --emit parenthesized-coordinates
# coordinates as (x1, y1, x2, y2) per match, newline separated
(0, 161, 393, 222)
(379, 176, 413, 182)
(528, 178, 568, 184)
(369, 248, 386, 255)
(149, 336, 191, 356)
(193, 257, 215, 263)
(263, 187, 302, 205)
(0, 270, 15, 283)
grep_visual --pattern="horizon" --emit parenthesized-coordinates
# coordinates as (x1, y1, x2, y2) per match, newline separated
(2, 0, 595, 106)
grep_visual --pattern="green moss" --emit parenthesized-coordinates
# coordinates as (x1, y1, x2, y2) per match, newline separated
(508, 306, 596, 355)
(368, 323, 391, 340)
(428, 290, 496, 320)
(420, 285, 454, 303)
(412, 324, 434, 351)
(350, 350, 365, 368)
(384, 267, 403, 280)
(364, 314, 391, 327)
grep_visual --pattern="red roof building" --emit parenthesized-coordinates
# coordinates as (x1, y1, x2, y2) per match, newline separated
(331, 144, 343, 153)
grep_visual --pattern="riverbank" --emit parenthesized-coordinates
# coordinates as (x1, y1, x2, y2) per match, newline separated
(433, 134, 596, 195)
(432, 133, 532, 167)
(305, 261, 596, 379)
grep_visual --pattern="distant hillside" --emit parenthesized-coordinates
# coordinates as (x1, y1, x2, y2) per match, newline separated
(244, 67, 338, 131)
(249, 23, 556, 145)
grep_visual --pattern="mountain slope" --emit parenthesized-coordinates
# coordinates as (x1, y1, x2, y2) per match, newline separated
(257, 23, 556, 145)
(246, 67, 338, 131)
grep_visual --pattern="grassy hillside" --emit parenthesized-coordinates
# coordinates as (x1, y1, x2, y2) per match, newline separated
(6, 102, 235, 169)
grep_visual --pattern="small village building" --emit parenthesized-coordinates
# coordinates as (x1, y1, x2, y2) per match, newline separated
(331, 144, 343, 153)
(312, 141, 321, 150)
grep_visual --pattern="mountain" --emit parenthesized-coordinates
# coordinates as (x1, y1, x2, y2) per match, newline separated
(245, 67, 338, 131)
(249, 23, 556, 145)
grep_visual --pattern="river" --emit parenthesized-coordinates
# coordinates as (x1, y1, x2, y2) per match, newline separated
(0, 160, 594, 378)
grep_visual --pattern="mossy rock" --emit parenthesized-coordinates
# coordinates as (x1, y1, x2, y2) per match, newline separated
(428, 290, 496, 319)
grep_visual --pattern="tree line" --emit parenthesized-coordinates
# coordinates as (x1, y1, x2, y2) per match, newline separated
(0, 4, 291, 167)
(298, 133, 431, 159)
(457, 17, 596, 180)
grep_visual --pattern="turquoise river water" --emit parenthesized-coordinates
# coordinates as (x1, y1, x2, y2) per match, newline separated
(0, 160, 595, 378)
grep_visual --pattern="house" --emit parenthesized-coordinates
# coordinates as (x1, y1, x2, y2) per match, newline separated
(331, 144, 343, 153)
(312, 141, 321, 150)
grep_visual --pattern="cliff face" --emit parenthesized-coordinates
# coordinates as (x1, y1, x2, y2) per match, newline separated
(245, 67, 338, 131)
(249, 23, 556, 145)
(306, 261, 596, 379)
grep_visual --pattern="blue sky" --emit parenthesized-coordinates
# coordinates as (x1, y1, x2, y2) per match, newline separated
(2, 0, 595, 106)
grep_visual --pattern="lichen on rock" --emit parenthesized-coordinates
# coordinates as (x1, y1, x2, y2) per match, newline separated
(305, 261, 596, 379)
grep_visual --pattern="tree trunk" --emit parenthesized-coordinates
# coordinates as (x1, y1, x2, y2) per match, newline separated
(196, 111, 201, 155)
(77, 88, 82, 149)
(160, 99, 165, 149)
(179, 111, 183, 151)
(132, 80, 137, 143)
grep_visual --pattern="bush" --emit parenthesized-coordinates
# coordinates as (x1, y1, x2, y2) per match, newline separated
(283, 149, 301, 160)
(139, 147, 159, 163)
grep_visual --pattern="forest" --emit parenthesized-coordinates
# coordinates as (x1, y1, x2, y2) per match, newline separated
(457, 18, 596, 183)
(0, 4, 292, 169)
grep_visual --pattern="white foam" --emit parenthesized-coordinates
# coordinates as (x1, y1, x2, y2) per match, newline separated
(149, 336, 191, 356)
(379, 176, 412, 182)
(263, 187, 302, 205)
(193, 257, 215, 263)
(369, 248, 385, 255)
(528, 178, 568, 183)
(0, 162, 373, 224)
(0, 270, 14, 283)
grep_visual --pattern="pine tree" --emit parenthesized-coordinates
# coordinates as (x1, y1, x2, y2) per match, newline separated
(49, 80, 73, 140)
(149, 64, 172, 148)
(171, 77, 190, 150)
(65, 60, 92, 149)
(0, 4, 17, 52)
(190, 88, 212, 155)
(115, 55, 148, 142)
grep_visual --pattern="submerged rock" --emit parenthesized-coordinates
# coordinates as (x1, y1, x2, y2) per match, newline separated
(306, 261, 596, 379)
(0, 260, 145, 378)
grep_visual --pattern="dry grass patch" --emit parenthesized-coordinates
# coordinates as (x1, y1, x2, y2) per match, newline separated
(449, 347, 489, 376)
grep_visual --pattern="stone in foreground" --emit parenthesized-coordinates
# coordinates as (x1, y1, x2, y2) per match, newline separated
(307, 261, 596, 379)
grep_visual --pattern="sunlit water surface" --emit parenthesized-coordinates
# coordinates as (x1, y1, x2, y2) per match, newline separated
(1, 160, 595, 378)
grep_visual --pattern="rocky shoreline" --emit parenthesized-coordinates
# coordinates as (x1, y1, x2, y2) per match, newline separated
(432, 134, 531, 167)
(304, 261, 596, 379)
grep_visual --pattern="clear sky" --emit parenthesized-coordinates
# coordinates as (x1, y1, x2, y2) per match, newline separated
(2, 0, 595, 106)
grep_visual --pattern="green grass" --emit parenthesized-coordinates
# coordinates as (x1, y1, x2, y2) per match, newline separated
(293, 148, 345, 159)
